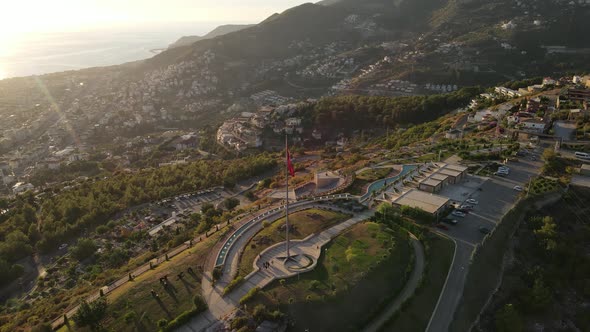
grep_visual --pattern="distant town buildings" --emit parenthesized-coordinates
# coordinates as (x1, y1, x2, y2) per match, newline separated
(12, 182, 34, 195)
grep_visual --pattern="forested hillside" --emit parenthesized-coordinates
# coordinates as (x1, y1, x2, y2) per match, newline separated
(303, 86, 481, 132)
(0, 155, 276, 287)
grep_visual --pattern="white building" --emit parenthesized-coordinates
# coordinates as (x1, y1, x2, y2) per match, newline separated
(12, 182, 34, 195)
(543, 77, 556, 86)
(495, 87, 522, 98)
(521, 119, 546, 132)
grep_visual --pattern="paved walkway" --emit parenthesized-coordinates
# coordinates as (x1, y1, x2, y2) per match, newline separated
(179, 210, 374, 332)
(363, 233, 425, 332)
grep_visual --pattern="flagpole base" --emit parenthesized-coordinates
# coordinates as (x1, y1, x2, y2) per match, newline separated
(277, 254, 298, 263)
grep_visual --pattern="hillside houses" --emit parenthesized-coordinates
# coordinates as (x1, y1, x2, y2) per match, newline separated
(170, 133, 198, 151)
(217, 120, 262, 151)
(468, 103, 513, 123)
(495, 86, 522, 98)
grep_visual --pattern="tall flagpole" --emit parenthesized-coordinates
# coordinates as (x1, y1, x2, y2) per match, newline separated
(285, 134, 291, 260)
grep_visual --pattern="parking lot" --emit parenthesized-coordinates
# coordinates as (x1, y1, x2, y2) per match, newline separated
(437, 149, 544, 246)
(148, 188, 230, 236)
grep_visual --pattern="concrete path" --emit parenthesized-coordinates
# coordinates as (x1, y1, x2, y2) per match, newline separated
(179, 210, 374, 332)
(363, 233, 425, 332)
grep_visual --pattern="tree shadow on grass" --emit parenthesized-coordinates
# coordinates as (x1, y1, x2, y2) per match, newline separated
(188, 269, 201, 282)
(154, 297, 172, 319)
(180, 278, 196, 294)
(164, 283, 179, 303)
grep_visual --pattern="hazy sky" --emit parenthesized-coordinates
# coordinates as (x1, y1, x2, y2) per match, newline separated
(0, 0, 312, 35)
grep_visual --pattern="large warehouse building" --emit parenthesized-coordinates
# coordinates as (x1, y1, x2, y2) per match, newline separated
(391, 189, 450, 217)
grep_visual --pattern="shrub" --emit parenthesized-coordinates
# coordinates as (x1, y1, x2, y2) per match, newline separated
(223, 276, 244, 295)
(123, 311, 136, 324)
(309, 280, 321, 291)
(239, 287, 260, 305)
(212, 267, 222, 281)
(230, 316, 249, 330)
(252, 304, 268, 322)
(192, 294, 206, 311)
(157, 319, 168, 328)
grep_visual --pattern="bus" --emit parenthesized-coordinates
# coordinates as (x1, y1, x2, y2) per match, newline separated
(574, 151, 590, 160)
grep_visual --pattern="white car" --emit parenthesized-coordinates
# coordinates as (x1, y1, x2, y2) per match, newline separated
(466, 199, 479, 205)
(451, 211, 466, 218)
(513, 185, 523, 191)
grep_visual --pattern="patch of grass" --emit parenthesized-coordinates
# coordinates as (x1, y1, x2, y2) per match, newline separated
(349, 168, 394, 195)
(380, 234, 454, 332)
(238, 209, 350, 278)
(250, 222, 413, 331)
(528, 177, 559, 196)
(356, 168, 393, 182)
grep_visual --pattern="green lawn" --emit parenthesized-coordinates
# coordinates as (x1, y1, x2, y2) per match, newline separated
(349, 168, 393, 195)
(237, 209, 350, 278)
(249, 222, 413, 332)
(379, 234, 454, 332)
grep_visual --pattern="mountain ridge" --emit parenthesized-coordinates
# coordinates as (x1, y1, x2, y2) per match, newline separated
(168, 24, 256, 49)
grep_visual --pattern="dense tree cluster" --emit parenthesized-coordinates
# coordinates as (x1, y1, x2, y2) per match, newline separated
(305, 87, 482, 133)
(73, 298, 108, 331)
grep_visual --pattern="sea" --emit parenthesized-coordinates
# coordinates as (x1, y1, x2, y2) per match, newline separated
(0, 22, 220, 80)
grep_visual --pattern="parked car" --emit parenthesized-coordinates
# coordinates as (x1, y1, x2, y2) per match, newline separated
(466, 199, 479, 205)
(451, 211, 466, 218)
(478, 226, 491, 234)
(513, 185, 523, 191)
(58, 243, 68, 250)
(442, 218, 458, 225)
(456, 208, 470, 214)
(460, 204, 474, 210)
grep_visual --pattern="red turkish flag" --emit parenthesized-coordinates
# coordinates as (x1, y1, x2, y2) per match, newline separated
(287, 149, 295, 177)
